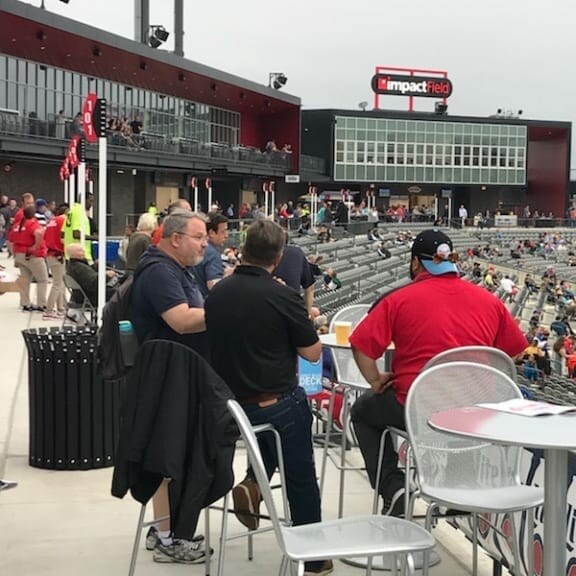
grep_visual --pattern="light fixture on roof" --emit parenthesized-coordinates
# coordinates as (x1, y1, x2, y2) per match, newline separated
(268, 72, 288, 90)
(147, 25, 170, 49)
(40, 0, 70, 6)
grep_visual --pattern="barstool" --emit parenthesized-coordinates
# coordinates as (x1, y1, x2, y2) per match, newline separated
(214, 423, 289, 576)
(319, 345, 386, 518)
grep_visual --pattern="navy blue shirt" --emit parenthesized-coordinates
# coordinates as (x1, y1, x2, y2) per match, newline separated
(193, 242, 224, 298)
(131, 247, 206, 356)
(273, 245, 314, 292)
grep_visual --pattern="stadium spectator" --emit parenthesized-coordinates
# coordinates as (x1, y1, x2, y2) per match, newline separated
(316, 224, 333, 244)
(151, 199, 192, 245)
(273, 235, 315, 314)
(130, 211, 208, 555)
(193, 213, 232, 297)
(66, 243, 118, 307)
(323, 268, 342, 290)
(11, 205, 48, 311)
(204, 219, 330, 576)
(125, 213, 157, 272)
(63, 194, 94, 261)
(349, 228, 527, 517)
(43, 203, 68, 319)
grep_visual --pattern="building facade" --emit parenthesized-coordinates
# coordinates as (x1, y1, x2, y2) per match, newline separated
(302, 109, 571, 221)
(0, 0, 300, 233)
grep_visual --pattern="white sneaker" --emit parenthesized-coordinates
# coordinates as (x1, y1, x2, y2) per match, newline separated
(153, 539, 212, 564)
(0, 479, 18, 491)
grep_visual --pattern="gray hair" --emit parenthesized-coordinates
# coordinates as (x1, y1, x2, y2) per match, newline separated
(162, 211, 206, 238)
(137, 212, 157, 233)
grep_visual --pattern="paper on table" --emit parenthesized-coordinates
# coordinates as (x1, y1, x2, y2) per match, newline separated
(477, 398, 576, 417)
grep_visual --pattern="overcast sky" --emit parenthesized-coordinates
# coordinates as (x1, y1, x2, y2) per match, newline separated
(24, 0, 576, 158)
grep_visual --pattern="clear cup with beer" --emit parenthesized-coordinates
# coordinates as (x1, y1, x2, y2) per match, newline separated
(334, 321, 353, 346)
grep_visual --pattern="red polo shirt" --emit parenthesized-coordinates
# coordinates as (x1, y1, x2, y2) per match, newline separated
(10, 217, 47, 258)
(349, 272, 527, 405)
(44, 214, 66, 255)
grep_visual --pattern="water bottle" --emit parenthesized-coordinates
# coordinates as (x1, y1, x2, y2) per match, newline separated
(118, 320, 139, 368)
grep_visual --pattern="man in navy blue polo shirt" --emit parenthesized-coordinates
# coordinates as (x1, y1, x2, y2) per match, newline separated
(205, 220, 332, 576)
(130, 210, 209, 563)
(273, 234, 315, 314)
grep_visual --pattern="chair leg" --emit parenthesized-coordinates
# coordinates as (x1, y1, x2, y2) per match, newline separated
(527, 508, 535, 576)
(510, 512, 522, 576)
(128, 504, 146, 576)
(278, 555, 289, 576)
(272, 429, 290, 523)
(472, 513, 478, 576)
(391, 554, 399, 576)
(338, 388, 350, 519)
(297, 561, 304, 576)
(372, 429, 388, 514)
(205, 507, 211, 576)
(319, 384, 338, 496)
(406, 553, 416, 576)
(247, 533, 253, 560)
(403, 445, 412, 518)
(422, 503, 437, 576)
(216, 494, 230, 576)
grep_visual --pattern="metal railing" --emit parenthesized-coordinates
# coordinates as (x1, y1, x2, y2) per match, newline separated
(0, 112, 292, 171)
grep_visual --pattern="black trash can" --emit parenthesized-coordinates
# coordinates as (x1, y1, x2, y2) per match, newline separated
(22, 326, 123, 470)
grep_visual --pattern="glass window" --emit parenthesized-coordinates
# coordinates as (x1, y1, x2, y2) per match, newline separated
(367, 142, 375, 164)
(335, 165, 345, 180)
(356, 142, 365, 163)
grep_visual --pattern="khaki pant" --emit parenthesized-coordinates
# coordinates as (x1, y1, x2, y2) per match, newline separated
(46, 255, 67, 312)
(14, 253, 48, 308)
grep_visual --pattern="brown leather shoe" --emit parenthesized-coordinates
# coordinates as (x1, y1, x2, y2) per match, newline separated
(304, 559, 334, 575)
(232, 477, 262, 531)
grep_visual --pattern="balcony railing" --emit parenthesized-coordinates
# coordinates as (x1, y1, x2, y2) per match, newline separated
(301, 154, 327, 175)
(0, 112, 292, 172)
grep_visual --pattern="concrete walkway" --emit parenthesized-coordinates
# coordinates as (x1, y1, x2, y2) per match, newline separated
(0, 252, 494, 575)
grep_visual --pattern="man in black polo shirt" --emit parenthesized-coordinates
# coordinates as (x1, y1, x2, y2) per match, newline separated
(205, 220, 331, 576)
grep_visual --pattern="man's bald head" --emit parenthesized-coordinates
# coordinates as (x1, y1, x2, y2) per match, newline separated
(168, 199, 192, 214)
(66, 243, 86, 260)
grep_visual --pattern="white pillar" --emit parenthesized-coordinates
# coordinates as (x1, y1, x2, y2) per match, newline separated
(194, 186, 199, 213)
(64, 179, 69, 205)
(97, 137, 108, 325)
(69, 171, 76, 204)
(77, 161, 86, 246)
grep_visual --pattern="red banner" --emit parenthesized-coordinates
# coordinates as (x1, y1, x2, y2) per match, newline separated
(66, 135, 80, 169)
(205, 177, 212, 189)
(190, 176, 197, 189)
(82, 93, 98, 143)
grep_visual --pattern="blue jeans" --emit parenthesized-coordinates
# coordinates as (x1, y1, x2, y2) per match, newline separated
(242, 386, 322, 527)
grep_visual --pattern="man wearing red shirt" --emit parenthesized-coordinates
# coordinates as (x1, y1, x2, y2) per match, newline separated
(11, 205, 48, 311)
(349, 229, 527, 516)
(8, 192, 35, 240)
(44, 203, 69, 318)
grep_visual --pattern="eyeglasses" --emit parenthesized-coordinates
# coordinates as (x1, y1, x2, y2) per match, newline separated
(176, 232, 208, 242)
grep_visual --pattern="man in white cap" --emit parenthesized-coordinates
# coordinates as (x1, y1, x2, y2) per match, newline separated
(349, 228, 527, 517)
